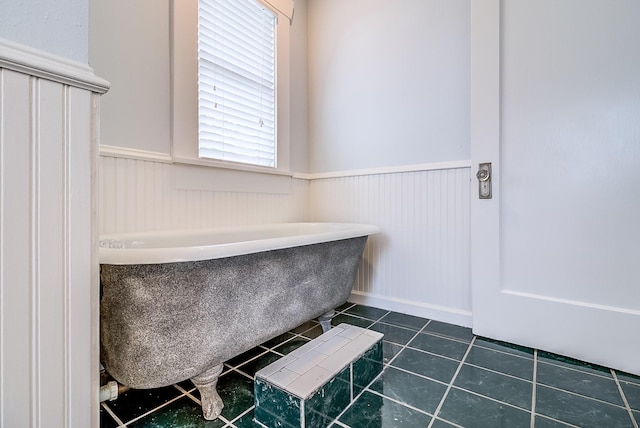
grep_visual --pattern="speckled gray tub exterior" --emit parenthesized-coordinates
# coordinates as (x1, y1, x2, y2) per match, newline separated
(100, 236, 368, 418)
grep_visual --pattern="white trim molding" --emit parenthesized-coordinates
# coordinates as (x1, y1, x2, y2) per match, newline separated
(294, 160, 472, 180)
(0, 38, 109, 94)
(258, 0, 295, 21)
(100, 144, 173, 164)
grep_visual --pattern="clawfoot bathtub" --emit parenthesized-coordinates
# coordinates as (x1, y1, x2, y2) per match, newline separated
(99, 222, 379, 420)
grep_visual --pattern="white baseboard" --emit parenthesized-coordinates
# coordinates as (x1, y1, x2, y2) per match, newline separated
(348, 291, 473, 328)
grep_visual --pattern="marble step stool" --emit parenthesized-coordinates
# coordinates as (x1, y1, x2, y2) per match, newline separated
(254, 323, 384, 428)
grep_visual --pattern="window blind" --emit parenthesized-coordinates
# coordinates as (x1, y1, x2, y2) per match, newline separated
(198, 0, 277, 168)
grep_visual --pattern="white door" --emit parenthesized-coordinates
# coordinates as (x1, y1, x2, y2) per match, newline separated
(470, 0, 640, 374)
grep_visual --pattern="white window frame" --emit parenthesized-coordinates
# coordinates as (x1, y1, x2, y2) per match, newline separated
(198, 0, 277, 168)
(171, 0, 292, 175)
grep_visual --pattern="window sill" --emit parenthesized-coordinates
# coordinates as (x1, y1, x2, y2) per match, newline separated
(172, 156, 294, 178)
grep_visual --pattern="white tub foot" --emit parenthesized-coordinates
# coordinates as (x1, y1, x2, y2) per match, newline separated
(191, 364, 224, 420)
(318, 309, 335, 333)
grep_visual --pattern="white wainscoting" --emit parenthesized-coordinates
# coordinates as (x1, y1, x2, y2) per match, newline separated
(309, 165, 472, 326)
(0, 39, 109, 428)
(98, 156, 310, 234)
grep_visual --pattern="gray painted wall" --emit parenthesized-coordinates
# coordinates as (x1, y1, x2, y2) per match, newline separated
(307, 0, 470, 173)
(0, 0, 88, 62)
(89, 0, 172, 154)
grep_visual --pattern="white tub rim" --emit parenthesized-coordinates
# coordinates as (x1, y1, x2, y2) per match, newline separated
(99, 222, 380, 265)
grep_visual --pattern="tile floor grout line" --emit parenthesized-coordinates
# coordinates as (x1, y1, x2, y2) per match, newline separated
(262, 334, 298, 352)
(341, 306, 435, 334)
(364, 387, 437, 419)
(616, 375, 640, 388)
(100, 402, 124, 427)
(370, 318, 430, 334)
(342, 308, 391, 324)
(382, 319, 432, 369)
(374, 320, 443, 390)
(462, 361, 533, 383)
(447, 383, 535, 413)
(217, 415, 233, 426)
(339, 303, 357, 313)
(228, 348, 271, 371)
(233, 341, 291, 375)
(232, 366, 255, 381)
(418, 330, 475, 346)
(612, 369, 639, 428)
(536, 380, 631, 410)
(228, 404, 254, 426)
(426, 336, 477, 428)
(402, 343, 470, 364)
(535, 414, 581, 428)
(530, 349, 538, 428)
(291, 329, 315, 342)
(431, 417, 465, 428)
(385, 363, 451, 388)
(118, 390, 189, 427)
(173, 383, 194, 395)
(340, 311, 389, 329)
(470, 342, 536, 361)
(184, 390, 201, 405)
(537, 358, 619, 381)
(472, 341, 535, 361)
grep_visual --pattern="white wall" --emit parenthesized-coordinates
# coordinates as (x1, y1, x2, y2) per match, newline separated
(307, 0, 470, 173)
(0, 0, 88, 62)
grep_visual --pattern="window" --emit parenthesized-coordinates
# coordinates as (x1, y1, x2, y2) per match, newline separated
(198, 0, 277, 168)
(171, 0, 293, 176)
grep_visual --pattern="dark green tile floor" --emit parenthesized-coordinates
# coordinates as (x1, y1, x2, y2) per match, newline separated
(101, 303, 640, 428)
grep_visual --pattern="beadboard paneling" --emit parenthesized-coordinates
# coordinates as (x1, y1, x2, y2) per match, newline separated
(98, 156, 310, 234)
(309, 167, 472, 326)
(0, 67, 102, 427)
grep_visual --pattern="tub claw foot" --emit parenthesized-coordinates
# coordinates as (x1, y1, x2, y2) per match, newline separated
(191, 364, 224, 420)
(318, 309, 335, 333)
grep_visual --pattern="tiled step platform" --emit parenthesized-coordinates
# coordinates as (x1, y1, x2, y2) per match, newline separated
(254, 323, 384, 428)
